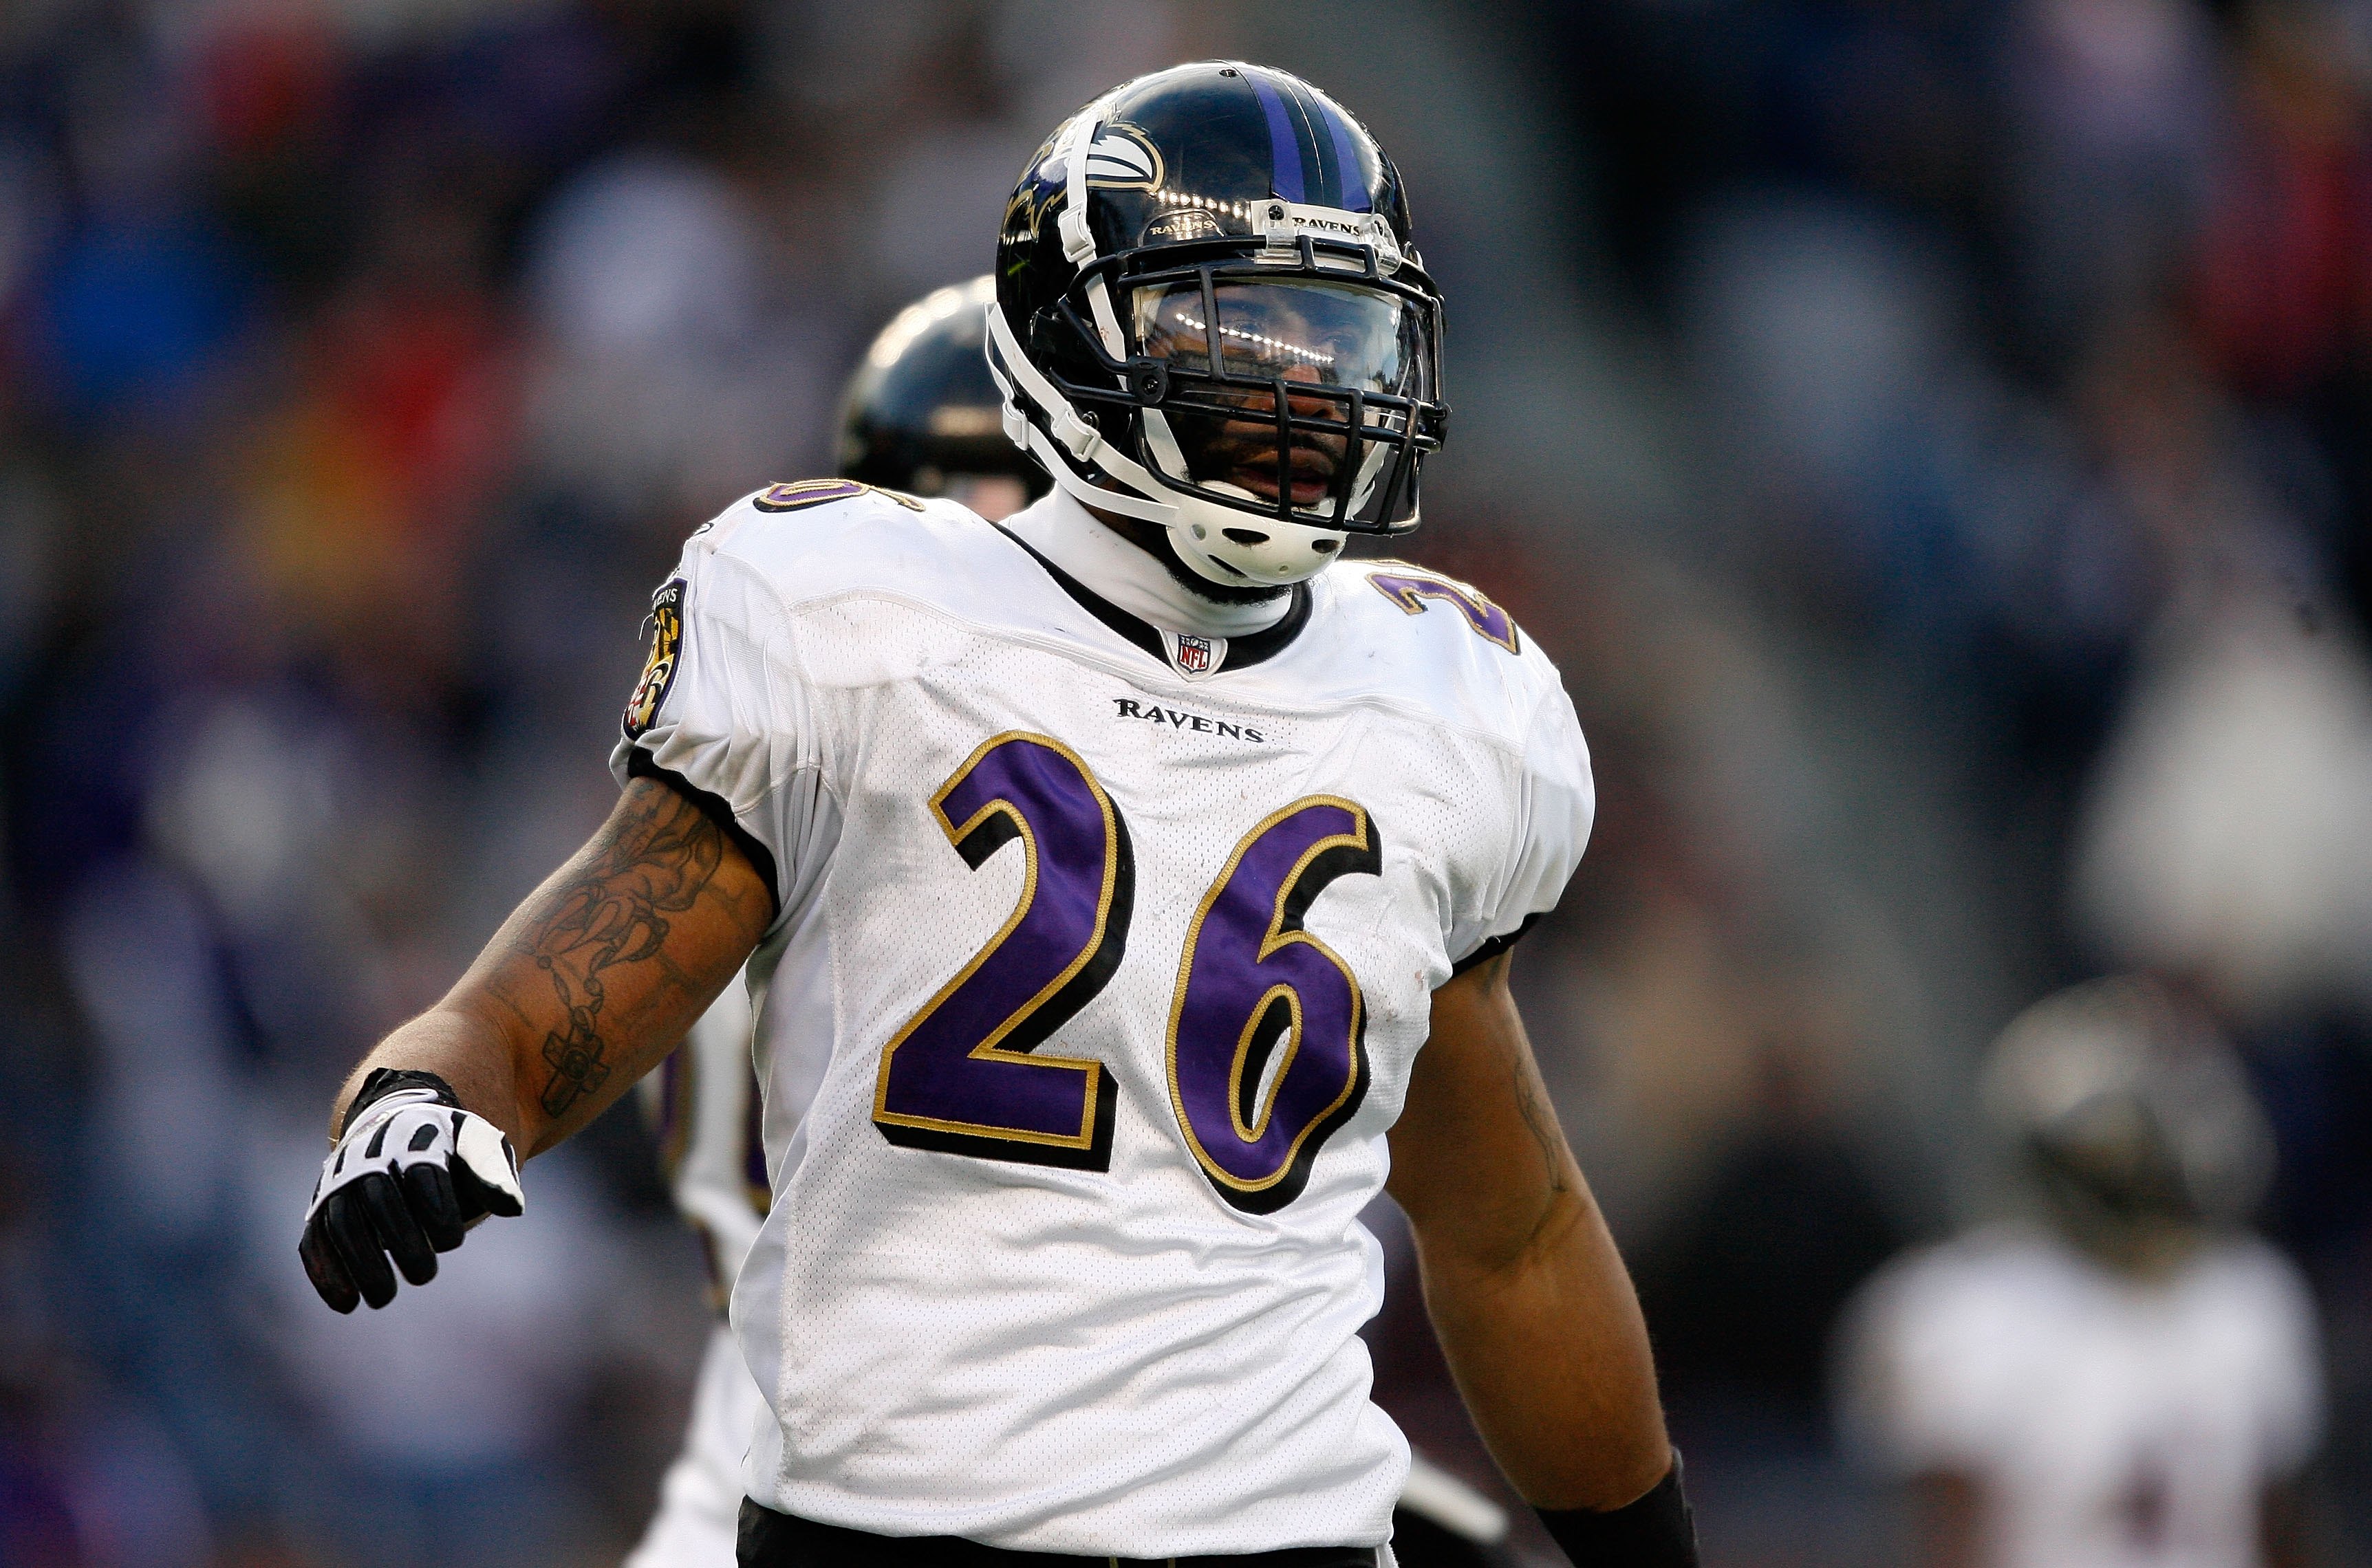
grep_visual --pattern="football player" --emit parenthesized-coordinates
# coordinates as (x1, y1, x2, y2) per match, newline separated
(627, 276, 1515, 1568)
(299, 63, 1696, 1568)
(835, 276, 1050, 527)
(1837, 976, 2322, 1568)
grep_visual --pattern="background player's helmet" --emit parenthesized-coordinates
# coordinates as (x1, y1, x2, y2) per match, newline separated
(1981, 976, 2274, 1256)
(990, 61, 1449, 587)
(838, 276, 1050, 522)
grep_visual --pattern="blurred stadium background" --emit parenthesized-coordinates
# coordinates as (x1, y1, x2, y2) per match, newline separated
(1, 1, 2368, 1565)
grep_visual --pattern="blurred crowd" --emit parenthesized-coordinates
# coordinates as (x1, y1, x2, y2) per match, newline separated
(1502, 3, 2372, 1559)
(0, 2, 2366, 1567)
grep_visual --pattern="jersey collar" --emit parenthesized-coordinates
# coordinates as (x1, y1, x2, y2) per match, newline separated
(994, 523, 1311, 680)
(998, 488, 1295, 638)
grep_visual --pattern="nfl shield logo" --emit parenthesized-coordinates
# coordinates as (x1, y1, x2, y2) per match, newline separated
(1175, 635, 1214, 674)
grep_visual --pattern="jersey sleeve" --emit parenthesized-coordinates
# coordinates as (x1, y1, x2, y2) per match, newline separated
(1451, 682, 1595, 972)
(608, 532, 819, 924)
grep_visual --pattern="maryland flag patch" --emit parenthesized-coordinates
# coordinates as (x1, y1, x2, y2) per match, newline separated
(623, 579, 687, 739)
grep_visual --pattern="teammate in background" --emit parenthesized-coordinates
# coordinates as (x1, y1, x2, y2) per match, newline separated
(623, 276, 1047, 1568)
(1837, 977, 2322, 1568)
(834, 278, 1048, 527)
(299, 63, 1696, 1568)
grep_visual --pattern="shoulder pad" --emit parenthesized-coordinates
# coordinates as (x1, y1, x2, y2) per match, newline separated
(687, 479, 943, 557)
(1357, 562, 1523, 655)
(748, 479, 929, 516)
(1308, 558, 1566, 744)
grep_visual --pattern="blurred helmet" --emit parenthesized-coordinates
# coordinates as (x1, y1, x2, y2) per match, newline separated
(1981, 976, 2274, 1254)
(989, 61, 1449, 588)
(837, 276, 1050, 522)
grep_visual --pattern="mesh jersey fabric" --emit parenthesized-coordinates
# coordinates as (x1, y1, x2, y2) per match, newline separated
(608, 484, 1593, 1556)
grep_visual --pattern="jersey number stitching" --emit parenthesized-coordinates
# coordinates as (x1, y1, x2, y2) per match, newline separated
(1166, 799, 1378, 1212)
(1366, 570, 1521, 653)
(874, 740, 1379, 1210)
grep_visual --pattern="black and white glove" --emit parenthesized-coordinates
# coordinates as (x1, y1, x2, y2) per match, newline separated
(299, 1068, 525, 1313)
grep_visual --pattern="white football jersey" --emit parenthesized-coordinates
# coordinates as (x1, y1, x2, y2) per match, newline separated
(610, 482, 1593, 1556)
(1838, 1223, 2322, 1568)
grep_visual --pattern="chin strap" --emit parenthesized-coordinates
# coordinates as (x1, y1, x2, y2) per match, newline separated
(1052, 100, 1130, 360)
(985, 299, 1348, 589)
(985, 299, 1175, 525)
(1055, 107, 1099, 267)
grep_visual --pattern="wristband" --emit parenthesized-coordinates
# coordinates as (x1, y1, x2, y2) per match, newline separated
(340, 1068, 463, 1137)
(1535, 1450, 1698, 1567)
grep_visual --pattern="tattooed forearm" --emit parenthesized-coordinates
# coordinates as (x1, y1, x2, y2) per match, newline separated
(327, 776, 765, 1157)
(515, 781, 729, 1119)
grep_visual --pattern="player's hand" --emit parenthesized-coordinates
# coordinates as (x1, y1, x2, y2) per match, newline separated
(299, 1069, 524, 1313)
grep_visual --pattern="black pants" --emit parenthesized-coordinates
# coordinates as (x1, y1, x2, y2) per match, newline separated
(736, 1500, 1378, 1568)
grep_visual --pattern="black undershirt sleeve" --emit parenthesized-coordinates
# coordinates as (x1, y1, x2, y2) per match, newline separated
(624, 747, 784, 926)
(1450, 911, 1542, 977)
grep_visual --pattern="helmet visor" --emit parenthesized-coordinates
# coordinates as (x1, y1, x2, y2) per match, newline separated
(1128, 277, 1436, 529)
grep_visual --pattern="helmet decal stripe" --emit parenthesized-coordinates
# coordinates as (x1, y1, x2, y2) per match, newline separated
(1310, 94, 1371, 214)
(1245, 71, 1307, 204)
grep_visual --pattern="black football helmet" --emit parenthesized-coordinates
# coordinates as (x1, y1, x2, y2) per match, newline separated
(988, 61, 1449, 587)
(1981, 976, 2274, 1260)
(838, 276, 1050, 520)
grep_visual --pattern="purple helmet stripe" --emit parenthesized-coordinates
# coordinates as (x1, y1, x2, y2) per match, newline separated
(1245, 70, 1307, 205)
(1311, 93, 1372, 213)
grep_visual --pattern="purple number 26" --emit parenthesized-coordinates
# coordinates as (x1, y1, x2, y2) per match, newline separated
(876, 737, 1378, 1208)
